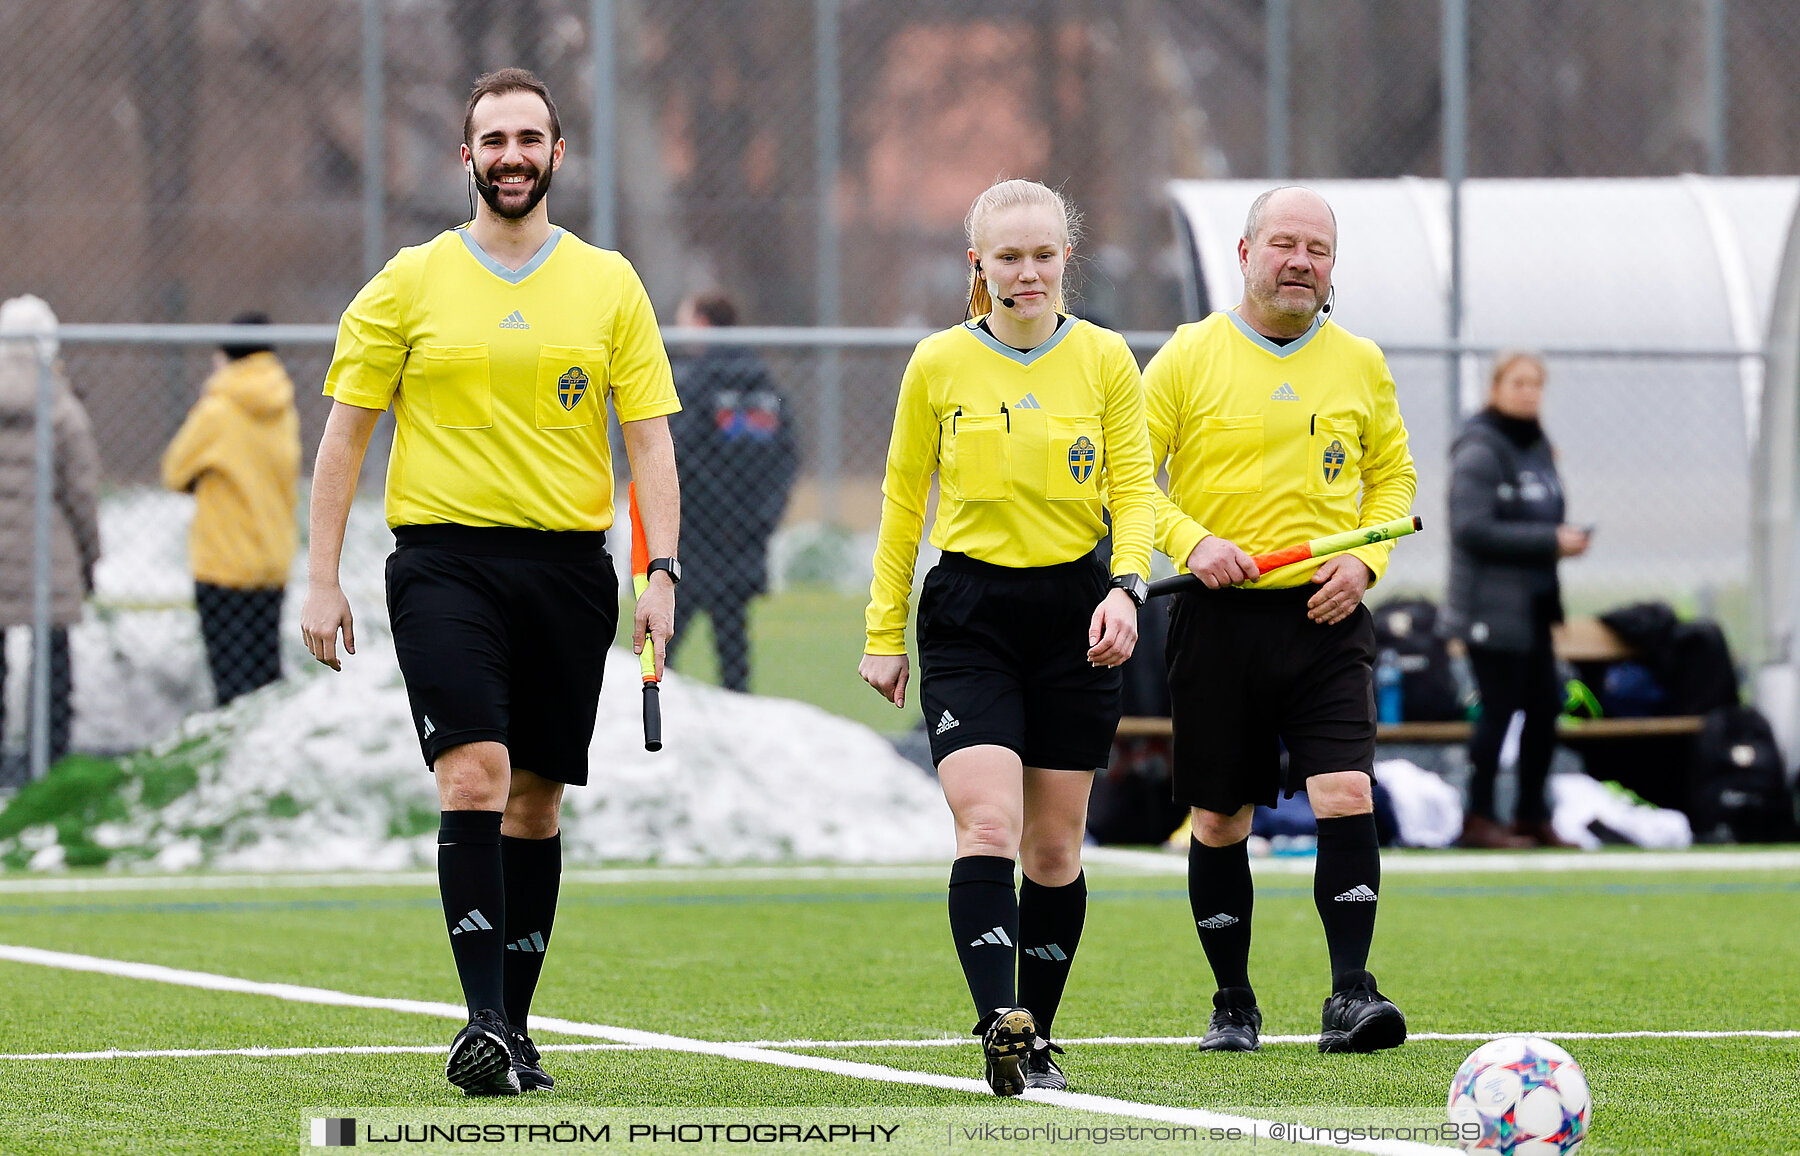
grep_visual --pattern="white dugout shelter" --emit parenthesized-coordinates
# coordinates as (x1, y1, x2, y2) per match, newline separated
(1166, 177, 1800, 760)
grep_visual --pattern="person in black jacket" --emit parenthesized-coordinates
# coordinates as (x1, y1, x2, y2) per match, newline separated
(1444, 353, 1589, 848)
(666, 292, 797, 692)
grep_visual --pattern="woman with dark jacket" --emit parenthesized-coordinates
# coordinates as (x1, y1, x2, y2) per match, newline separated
(1445, 353, 1589, 848)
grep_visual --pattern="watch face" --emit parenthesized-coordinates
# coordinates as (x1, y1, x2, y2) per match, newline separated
(1112, 575, 1147, 604)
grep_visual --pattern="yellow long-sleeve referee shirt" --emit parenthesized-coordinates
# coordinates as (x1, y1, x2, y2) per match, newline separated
(864, 316, 1159, 655)
(1144, 309, 1417, 588)
(324, 227, 680, 531)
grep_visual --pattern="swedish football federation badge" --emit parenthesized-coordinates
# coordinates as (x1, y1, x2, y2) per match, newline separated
(1322, 439, 1346, 484)
(557, 366, 589, 411)
(1067, 436, 1096, 485)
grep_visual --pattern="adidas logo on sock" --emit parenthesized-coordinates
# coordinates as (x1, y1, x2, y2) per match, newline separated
(506, 931, 548, 953)
(1015, 393, 1042, 409)
(1196, 913, 1240, 929)
(969, 926, 1013, 948)
(1333, 885, 1378, 902)
(1024, 943, 1067, 961)
(1270, 382, 1299, 401)
(935, 710, 960, 736)
(451, 908, 493, 935)
(499, 310, 530, 330)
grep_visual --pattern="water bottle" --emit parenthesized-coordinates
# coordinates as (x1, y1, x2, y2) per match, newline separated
(1376, 648, 1404, 723)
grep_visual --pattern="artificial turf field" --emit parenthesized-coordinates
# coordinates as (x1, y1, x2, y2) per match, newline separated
(0, 849, 1796, 1155)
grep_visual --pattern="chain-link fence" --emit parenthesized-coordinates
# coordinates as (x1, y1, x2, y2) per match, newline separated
(2, 1, 1797, 779)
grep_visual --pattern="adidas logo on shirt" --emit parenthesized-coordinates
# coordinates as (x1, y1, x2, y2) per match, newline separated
(1270, 382, 1299, 401)
(1024, 943, 1067, 961)
(1196, 913, 1240, 929)
(1333, 884, 1378, 902)
(507, 931, 548, 953)
(499, 310, 530, 330)
(935, 710, 960, 736)
(969, 926, 1013, 948)
(451, 909, 494, 935)
(1015, 393, 1042, 409)
(421, 715, 436, 739)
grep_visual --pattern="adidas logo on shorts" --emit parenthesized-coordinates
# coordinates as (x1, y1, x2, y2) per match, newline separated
(935, 710, 960, 736)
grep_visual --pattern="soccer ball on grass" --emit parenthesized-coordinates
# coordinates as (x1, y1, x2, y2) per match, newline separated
(1447, 1035, 1590, 1154)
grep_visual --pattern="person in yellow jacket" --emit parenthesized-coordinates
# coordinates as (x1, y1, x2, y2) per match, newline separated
(161, 313, 300, 703)
(859, 178, 1158, 1097)
(1144, 186, 1417, 1057)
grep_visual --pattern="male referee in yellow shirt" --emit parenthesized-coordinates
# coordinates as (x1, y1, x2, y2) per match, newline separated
(1146, 186, 1416, 1055)
(301, 69, 681, 1096)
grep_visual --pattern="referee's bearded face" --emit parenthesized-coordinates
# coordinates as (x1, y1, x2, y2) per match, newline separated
(462, 90, 565, 221)
(1239, 190, 1335, 328)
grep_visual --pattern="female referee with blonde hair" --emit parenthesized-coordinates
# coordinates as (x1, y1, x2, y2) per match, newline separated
(859, 178, 1158, 1096)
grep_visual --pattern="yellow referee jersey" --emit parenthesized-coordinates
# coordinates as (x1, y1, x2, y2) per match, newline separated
(324, 227, 680, 531)
(864, 316, 1158, 655)
(1144, 309, 1416, 588)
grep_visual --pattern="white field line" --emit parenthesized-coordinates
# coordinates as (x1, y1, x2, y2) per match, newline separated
(0, 943, 1456, 1156)
(1084, 846, 1800, 876)
(7, 1028, 1798, 1063)
(1, 847, 1797, 894)
(0, 864, 946, 895)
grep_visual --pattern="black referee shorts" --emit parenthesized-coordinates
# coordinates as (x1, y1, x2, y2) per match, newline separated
(916, 551, 1121, 771)
(385, 524, 618, 786)
(1165, 584, 1376, 813)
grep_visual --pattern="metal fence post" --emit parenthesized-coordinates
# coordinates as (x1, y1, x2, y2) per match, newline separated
(1442, 0, 1468, 422)
(362, 0, 385, 279)
(1266, 0, 1290, 179)
(590, 0, 617, 250)
(815, 0, 842, 525)
(1703, 0, 1728, 176)
(29, 333, 54, 782)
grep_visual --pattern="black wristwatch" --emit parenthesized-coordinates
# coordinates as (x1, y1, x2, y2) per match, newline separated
(647, 557, 682, 585)
(1109, 573, 1148, 607)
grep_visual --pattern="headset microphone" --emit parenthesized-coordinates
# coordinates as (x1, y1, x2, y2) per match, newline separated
(467, 163, 496, 193)
(973, 260, 1016, 308)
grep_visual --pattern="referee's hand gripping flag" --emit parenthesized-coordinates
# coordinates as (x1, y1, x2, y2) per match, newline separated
(1149, 515, 1423, 600)
(629, 483, 665, 752)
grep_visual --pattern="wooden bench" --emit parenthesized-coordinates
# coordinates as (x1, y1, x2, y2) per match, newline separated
(1117, 617, 1705, 742)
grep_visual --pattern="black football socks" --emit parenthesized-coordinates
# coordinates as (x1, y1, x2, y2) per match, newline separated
(1188, 836, 1254, 992)
(500, 831, 562, 1029)
(1017, 870, 1086, 1039)
(948, 855, 1019, 1017)
(439, 810, 507, 1017)
(1314, 813, 1381, 990)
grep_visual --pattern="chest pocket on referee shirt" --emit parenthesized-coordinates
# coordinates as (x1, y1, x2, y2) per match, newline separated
(418, 344, 492, 429)
(941, 411, 1011, 501)
(1045, 415, 1103, 501)
(1306, 416, 1362, 497)
(1198, 415, 1263, 493)
(535, 345, 605, 430)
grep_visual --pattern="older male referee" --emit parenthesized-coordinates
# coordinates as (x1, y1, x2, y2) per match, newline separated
(1145, 186, 1416, 1055)
(301, 68, 681, 1096)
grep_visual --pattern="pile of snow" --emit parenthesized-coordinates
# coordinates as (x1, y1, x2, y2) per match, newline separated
(31, 643, 950, 871)
(7, 488, 953, 869)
